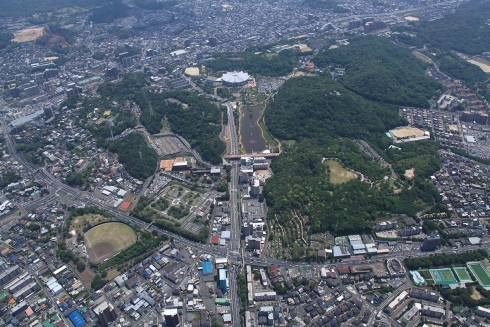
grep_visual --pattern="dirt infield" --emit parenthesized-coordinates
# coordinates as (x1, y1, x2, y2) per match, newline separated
(389, 126, 426, 139)
(13, 27, 44, 42)
(91, 242, 115, 258)
(84, 222, 136, 264)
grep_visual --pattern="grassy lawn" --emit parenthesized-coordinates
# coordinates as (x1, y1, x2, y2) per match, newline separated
(84, 222, 137, 252)
(324, 160, 358, 184)
(71, 214, 109, 229)
(258, 116, 277, 147)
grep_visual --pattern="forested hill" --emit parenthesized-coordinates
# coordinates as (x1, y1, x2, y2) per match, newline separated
(414, 0, 490, 55)
(262, 75, 443, 240)
(313, 36, 441, 108)
(138, 91, 226, 164)
(263, 141, 441, 237)
(206, 49, 299, 77)
(264, 76, 405, 144)
(0, 0, 102, 17)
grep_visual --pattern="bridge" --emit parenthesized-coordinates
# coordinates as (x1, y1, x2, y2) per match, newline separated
(224, 153, 280, 159)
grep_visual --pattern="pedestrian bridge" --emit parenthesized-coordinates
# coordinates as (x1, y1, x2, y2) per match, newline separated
(224, 153, 280, 159)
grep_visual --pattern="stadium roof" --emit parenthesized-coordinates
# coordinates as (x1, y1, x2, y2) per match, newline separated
(221, 71, 249, 84)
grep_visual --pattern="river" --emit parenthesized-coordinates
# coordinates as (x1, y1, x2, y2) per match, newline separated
(239, 104, 267, 153)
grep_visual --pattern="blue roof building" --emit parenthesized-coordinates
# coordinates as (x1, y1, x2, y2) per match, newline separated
(202, 262, 213, 276)
(68, 310, 86, 327)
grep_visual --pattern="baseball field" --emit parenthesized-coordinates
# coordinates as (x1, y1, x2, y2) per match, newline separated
(84, 222, 137, 264)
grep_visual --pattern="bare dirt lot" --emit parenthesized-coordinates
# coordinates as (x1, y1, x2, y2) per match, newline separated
(390, 126, 426, 138)
(467, 59, 490, 73)
(14, 27, 44, 42)
(404, 168, 415, 180)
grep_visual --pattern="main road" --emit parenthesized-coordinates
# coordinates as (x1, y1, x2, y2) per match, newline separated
(4, 117, 488, 327)
(226, 101, 241, 327)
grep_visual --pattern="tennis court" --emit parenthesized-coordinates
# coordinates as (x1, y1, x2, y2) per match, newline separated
(429, 268, 458, 285)
(453, 267, 472, 283)
(467, 262, 490, 288)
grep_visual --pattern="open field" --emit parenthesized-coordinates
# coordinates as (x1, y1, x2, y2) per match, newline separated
(404, 168, 415, 180)
(184, 67, 200, 76)
(429, 268, 457, 285)
(453, 267, 472, 282)
(13, 27, 44, 42)
(467, 59, 490, 73)
(413, 52, 433, 64)
(404, 16, 419, 21)
(389, 126, 426, 138)
(85, 222, 136, 264)
(297, 44, 312, 52)
(324, 160, 358, 184)
(467, 262, 490, 287)
(71, 214, 109, 230)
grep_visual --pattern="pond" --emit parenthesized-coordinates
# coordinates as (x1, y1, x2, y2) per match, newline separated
(239, 104, 267, 153)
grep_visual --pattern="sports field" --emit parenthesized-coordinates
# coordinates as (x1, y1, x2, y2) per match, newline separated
(453, 267, 472, 282)
(429, 268, 457, 285)
(84, 222, 137, 264)
(389, 126, 426, 139)
(467, 262, 490, 288)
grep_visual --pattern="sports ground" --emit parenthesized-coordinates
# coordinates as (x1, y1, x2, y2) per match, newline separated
(453, 267, 472, 283)
(467, 262, 490, 288)
(84, 222, 137, 264)
(429, 268, 457, 285)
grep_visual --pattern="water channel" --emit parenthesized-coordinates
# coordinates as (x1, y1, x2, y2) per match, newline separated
(239, 104, 267, 153)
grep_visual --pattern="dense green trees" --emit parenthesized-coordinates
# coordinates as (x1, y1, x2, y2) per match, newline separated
(437, 53, 488, 84)
(108, 133, 157, 180)
(404, 250, 487, 270)
(66, 172, 84, 186)
(387, 140, 441, 181)
(262, 70, 444, 238)
(0, 172, 21, 188)
(0, 0, 101, 17)
(414, 0, 490, 55)
(207, 49, 299, 77)
(89, 0, 129, 23)
(91, 274, 107, 290)
(440, 285, 490, 308)
(393, 33, 424, 48)
(264, 76, 405, 142)
(134, 0, 177, 10)
(137, 91, 225, 164)
(77, 74, 225, 164)
(0, 33, 13, 50)
(264, 141, 441, 235)
(313, 36, 441, 108)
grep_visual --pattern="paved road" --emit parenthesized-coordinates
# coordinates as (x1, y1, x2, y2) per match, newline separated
(4, 115, 489, 327)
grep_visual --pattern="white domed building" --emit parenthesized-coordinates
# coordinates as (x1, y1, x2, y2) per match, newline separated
(220, 71, 250, 87)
